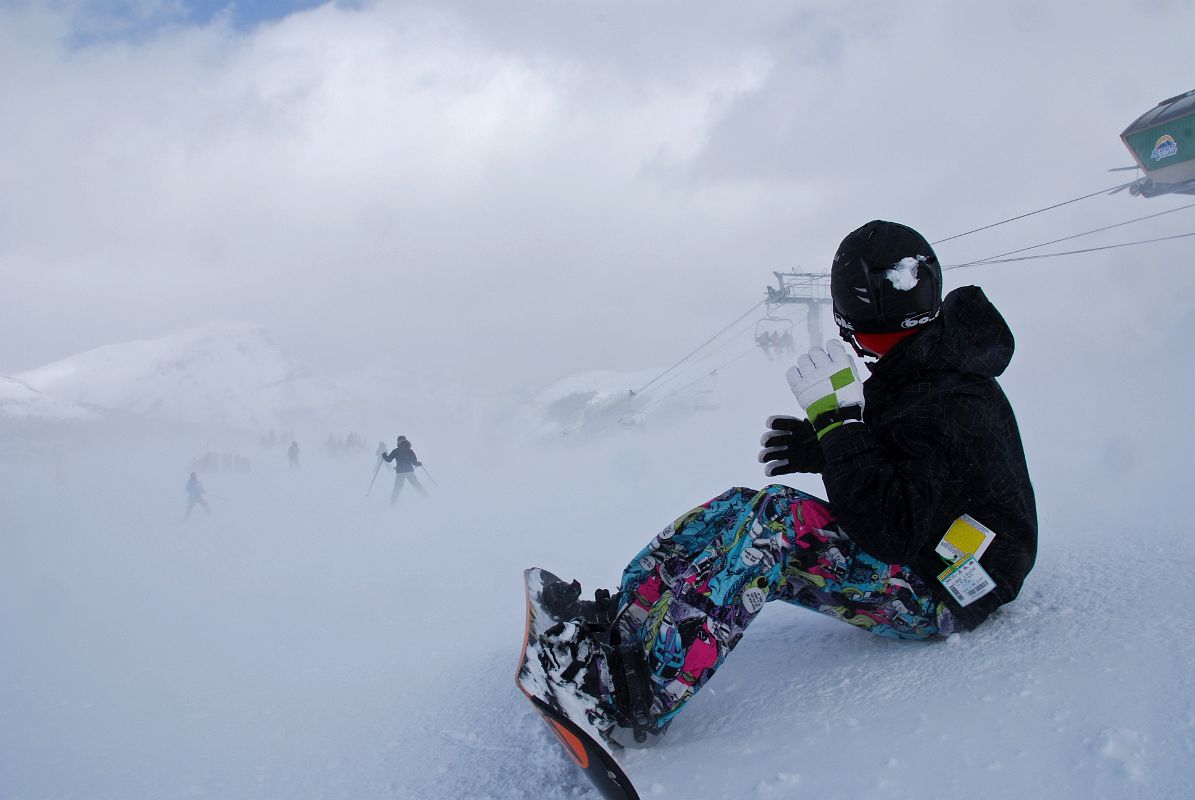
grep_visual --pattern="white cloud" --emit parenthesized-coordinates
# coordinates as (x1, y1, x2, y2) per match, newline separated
(1, 1, 1193, 390)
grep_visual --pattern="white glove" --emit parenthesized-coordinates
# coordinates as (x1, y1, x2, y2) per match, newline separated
(786, 339, 865, 439)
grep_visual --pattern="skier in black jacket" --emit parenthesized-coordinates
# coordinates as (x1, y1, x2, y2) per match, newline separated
(381, 435, 427, 505)
(538, 220, 1037, 746)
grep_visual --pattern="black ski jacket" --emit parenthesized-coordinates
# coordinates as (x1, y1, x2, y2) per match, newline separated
(382, 443, 420, 473)
(819, 286, 1037, 630)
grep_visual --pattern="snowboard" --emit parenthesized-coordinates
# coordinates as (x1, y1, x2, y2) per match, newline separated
(516, 567, 640, 800)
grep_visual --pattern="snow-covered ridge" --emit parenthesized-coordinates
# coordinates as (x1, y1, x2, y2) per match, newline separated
(0, 375, 96, 421)
(8, 323, 736, 438)
(5, 322, 512, 436)
(515, 360, 736, 439)
(14, 322, 343, 430)
(517, 367, 665, 438)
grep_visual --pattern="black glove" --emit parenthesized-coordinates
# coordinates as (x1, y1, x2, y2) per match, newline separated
(758, 415, 825, 476)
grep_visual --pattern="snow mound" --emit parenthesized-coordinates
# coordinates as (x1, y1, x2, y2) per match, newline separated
(0, 375, 96, 421)
(14, 322, 343, 430)
(517, 367, 723, 439)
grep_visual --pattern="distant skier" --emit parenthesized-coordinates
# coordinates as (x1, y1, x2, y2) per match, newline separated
(535, 220, 1038, 746)
(184, 472, 210, 519)
(380, 435, 427, 505)
(375, 440, 387, 461)
(287, 441, 301, 470)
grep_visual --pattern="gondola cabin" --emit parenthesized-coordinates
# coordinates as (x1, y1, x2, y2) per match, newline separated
(1121, 89, 1195, 197)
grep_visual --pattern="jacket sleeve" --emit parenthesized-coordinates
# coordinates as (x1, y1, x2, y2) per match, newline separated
(381, 449, 394, 462)
(818, 395, 970, 565)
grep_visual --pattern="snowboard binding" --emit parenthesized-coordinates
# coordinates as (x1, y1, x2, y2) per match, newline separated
(539, 576, 663, 748)
(518, 568, 642, 800)
(541, 578, 621, 627)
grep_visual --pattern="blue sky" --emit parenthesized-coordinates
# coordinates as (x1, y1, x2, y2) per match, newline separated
(179, 0, 329, 27)
(64, 0, 335, 41)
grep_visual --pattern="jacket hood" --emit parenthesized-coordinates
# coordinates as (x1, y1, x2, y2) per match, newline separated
(877, 286, 1014, 378)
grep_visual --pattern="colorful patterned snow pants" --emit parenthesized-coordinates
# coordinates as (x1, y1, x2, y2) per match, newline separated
(614, 485, 954, 730)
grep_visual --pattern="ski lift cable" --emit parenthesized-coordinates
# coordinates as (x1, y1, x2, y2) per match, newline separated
(931, 183, 1132, 246)
(633, 324, 756, 399)
(954, 202, 1195, 267)
(637, 345, 759, 415)
(607, 182, 1132, 415)
(634, 304, 809, 404)
(580, 298, 767, 435)
(638, 304, 817, 417)
(607, 191, 1141, 423)
(943, 231, 1195, 271)
(629, 299, 768, 399)
(657, 305, 798, 382)
(636, 230, 1189, 416)
(656, 309, 764, 378)
(633, 183, 1143, 404)
(580, 186, 1142, 434)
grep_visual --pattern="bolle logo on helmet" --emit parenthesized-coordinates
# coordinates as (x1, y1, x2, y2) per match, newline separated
(900, 312, 938, 329)
(833, 312, 855, 330)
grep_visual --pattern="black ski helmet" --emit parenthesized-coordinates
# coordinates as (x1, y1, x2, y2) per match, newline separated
(830, 220, 942, 337)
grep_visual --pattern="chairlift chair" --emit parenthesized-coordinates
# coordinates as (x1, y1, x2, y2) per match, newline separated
(754, 316, 796, 360)
(618, 390, 647, 431)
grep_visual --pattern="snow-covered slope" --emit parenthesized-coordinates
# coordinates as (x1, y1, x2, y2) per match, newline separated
(1, 409, 1189, 800)
(9, 323, 740, 442)
(10, 324, 519, 438)
(515, 363, 734, 439)
(2, 305, 1190, 800)
(14, 323, 346, 430)
(0, 375, 95, 421)
(516, 368, 661, 438)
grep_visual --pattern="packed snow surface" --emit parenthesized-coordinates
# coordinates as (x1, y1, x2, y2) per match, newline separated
(2, 327, 1191, 800)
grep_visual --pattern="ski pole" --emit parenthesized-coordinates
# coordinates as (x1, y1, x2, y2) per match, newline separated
(366, 458, 384, 496)
(419, 465, 439, 487)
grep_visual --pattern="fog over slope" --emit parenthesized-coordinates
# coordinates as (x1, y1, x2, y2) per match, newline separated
(2, 291, 1193, 798)
(3, 1, 1195, 797)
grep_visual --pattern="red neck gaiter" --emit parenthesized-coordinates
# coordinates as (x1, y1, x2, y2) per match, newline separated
(854, 329, 919, 356)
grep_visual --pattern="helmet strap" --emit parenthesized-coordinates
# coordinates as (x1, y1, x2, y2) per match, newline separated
(839, 325, 870, 358)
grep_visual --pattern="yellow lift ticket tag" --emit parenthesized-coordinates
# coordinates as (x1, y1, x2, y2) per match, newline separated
(936, 515, 997, 607)
(935, 514, 995, 562)
(937, 556, 996, 607)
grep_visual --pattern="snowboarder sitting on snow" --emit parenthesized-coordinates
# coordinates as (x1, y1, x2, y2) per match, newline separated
(184, 472, 210, 519)
(381, 435, 427, 505)
(540, 220, 1038, 746)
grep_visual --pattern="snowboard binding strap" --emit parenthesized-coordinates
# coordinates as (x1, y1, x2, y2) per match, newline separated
(605, 631, 659, 745)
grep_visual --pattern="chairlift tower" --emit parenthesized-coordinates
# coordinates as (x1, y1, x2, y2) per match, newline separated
(766, 271, 833, 347)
